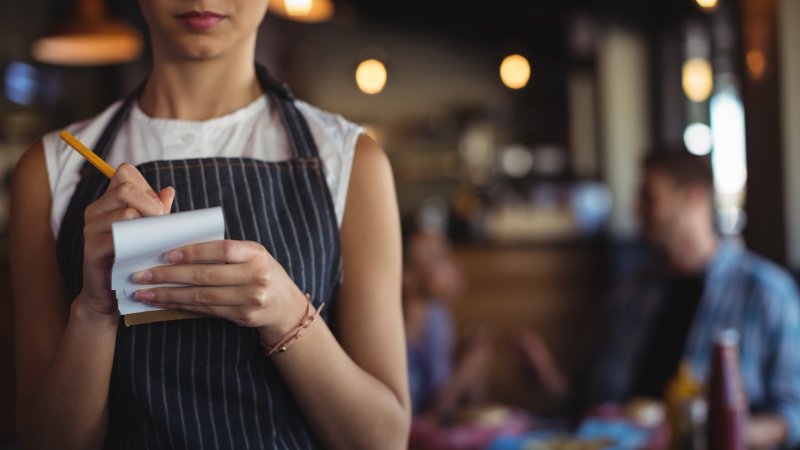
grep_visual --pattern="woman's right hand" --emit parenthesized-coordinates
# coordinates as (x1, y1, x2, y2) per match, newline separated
(78, 163, 175, 317)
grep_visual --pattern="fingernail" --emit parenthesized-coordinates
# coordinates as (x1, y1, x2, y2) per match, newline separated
(132, 270, 152, 282)
(165, 251, 183, 263)
(135, 290, 155, 301)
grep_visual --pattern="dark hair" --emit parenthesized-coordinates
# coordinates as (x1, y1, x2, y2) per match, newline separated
(642, 145, 713, 191)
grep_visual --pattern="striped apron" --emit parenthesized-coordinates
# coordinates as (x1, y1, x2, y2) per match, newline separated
(55, 66, 342, 449)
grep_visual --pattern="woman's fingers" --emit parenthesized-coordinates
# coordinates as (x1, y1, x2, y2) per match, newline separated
(134, 285, 256, 307)
(87, 164, 170, 219)
(158, 186, 175, 213)
(109, 163, 164, 206)
(83, 233, 115, 266)
(110, 163, 155, 193)
(166, 240, 266, 264)
(132, 263, 252, 286)
(87, 182, 166, 218)
(84, 207, 143, 235)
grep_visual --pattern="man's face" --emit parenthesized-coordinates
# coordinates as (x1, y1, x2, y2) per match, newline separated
(637, 170, 685, 247)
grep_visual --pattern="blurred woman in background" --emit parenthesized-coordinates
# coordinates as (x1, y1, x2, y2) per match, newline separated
(403, 222, 490, 418)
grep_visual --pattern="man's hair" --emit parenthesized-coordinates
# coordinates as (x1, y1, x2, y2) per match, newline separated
(642, 145, 714, 191)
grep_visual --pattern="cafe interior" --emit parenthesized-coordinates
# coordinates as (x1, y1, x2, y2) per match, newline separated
(1, 0, 800, 448)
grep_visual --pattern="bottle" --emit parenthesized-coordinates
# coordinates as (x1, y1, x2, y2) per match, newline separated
(665, 362, 706, 450)
(706, 329, 747, 450)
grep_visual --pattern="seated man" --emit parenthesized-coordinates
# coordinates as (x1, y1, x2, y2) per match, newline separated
(521, 149, 800, 448)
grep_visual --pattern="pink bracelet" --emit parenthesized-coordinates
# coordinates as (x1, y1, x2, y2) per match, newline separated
(262, 293, 324, 356)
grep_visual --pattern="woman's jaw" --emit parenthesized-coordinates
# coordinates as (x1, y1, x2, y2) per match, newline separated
(139, 0, 268, 61)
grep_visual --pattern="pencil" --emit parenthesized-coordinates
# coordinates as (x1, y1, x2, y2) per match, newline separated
(59, 130, 117, 179)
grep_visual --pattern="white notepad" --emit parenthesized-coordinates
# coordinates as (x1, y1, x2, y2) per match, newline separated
(111, 207, 225, 316)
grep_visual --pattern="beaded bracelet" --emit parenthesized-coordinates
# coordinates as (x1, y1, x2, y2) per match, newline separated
(262, 293, 324, 356)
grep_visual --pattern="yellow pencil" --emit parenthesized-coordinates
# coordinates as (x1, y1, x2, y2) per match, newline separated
(59, 130, 117, 179)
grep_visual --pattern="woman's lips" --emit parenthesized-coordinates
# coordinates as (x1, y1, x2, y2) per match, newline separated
(175, 11, 225, 31)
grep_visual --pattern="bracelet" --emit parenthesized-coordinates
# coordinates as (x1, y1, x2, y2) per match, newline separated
(261, 293, 324, 356)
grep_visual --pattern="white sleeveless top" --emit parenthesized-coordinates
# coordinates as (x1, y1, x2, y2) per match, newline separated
(42, 96, 363, 237)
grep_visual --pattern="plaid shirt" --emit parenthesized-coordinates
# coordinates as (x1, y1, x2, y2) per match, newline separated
(590, 240, 800, 447)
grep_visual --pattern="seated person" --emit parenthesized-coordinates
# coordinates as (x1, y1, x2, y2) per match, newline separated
(519, 148, 800, 448)
(403, 222, 490, 418)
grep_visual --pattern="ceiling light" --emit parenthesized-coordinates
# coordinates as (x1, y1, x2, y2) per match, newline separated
(682, 58, 714, 102)
(269, 0, 334, 23)
(695, 0, 719, 11)
(500, 54, 531, 90)
(746, 49, 766, 81)
(31, 0, 143, 66)
(683, 123, 713, 156)
(356, 59, 387, 95)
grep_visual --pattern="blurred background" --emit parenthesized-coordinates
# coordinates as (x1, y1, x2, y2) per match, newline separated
(0, 0, 798, 447)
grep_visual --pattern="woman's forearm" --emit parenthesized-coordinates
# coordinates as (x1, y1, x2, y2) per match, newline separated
(17, 296, 119, 450)
(267, 319, 410, 450)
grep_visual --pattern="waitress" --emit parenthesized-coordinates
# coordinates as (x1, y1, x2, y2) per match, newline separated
(10, 1, 410, 449)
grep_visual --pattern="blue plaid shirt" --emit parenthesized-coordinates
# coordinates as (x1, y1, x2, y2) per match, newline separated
(590, 240, 800, 447)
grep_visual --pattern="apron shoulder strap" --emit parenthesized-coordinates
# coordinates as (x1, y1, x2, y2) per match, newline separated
(91, 83, 145, 162)
(87, 66, 320, 164)
(255, 64, 321, 160)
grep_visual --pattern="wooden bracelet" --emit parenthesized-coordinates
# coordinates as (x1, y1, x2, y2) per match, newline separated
(261, 293, 324, 356)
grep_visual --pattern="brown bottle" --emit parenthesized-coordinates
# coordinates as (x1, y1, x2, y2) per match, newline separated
(706, 329, 747, 450)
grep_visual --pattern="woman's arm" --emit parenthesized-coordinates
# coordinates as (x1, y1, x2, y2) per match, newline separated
(280, 135, 410, 448)
(136, 135, 411, 449)
(12, 142, 117, 450)
(11, 145, 171, 450)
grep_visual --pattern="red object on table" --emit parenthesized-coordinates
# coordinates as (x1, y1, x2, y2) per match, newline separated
(409, 409, 531, 450)
(706, 330, 747, 450)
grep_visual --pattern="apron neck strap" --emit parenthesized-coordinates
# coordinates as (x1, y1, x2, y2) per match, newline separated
(255, 64, 320, 160)
(90, 82, 144, 161)
(87, 64, 320, 165)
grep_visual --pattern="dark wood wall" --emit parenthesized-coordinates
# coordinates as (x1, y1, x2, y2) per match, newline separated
(740, 0, 787, 265)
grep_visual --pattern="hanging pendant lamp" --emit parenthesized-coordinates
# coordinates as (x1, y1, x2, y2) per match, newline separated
(31, 0, 143, 66)
(268, 0, 335, 24)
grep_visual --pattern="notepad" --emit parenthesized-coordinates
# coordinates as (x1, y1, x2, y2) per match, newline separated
(111, 207, 225, 326)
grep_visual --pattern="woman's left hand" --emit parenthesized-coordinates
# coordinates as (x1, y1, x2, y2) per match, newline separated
(132, 240, 307, 342)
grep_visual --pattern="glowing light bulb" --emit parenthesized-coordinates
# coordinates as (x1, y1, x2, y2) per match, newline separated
(746, 49, 766, 80)
(695, 0, 719, 10)
(269, 0, 333, 23)
(500, 54, 531, 90)
(356, 59, 387, 95)
(682, 58, 714, 102)
(684, 123, 713, 155)
(285, 0, 312, 17)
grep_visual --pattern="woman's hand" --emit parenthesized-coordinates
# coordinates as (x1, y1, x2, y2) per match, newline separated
(79, 163, 174, 318)
(131, 240, 308, 343)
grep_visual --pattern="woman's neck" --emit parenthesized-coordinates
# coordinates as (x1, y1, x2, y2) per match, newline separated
(139, 48, 263, 121)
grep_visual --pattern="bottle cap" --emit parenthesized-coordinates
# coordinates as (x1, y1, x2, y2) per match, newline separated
(714, 328, 740, 346)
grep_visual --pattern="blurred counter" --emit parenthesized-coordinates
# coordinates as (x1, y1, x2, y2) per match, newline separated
(450, 240, 608, 416)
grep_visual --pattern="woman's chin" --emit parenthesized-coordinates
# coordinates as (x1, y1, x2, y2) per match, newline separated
(166, 37, 231, 61)
(183, 45, 224, 60)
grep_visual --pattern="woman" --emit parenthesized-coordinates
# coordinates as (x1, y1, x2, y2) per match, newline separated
(10, 1, 410, 449)
(402, 223, 489, 418)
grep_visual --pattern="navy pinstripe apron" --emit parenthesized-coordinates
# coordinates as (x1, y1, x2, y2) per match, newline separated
(55, 66, 342, 449)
